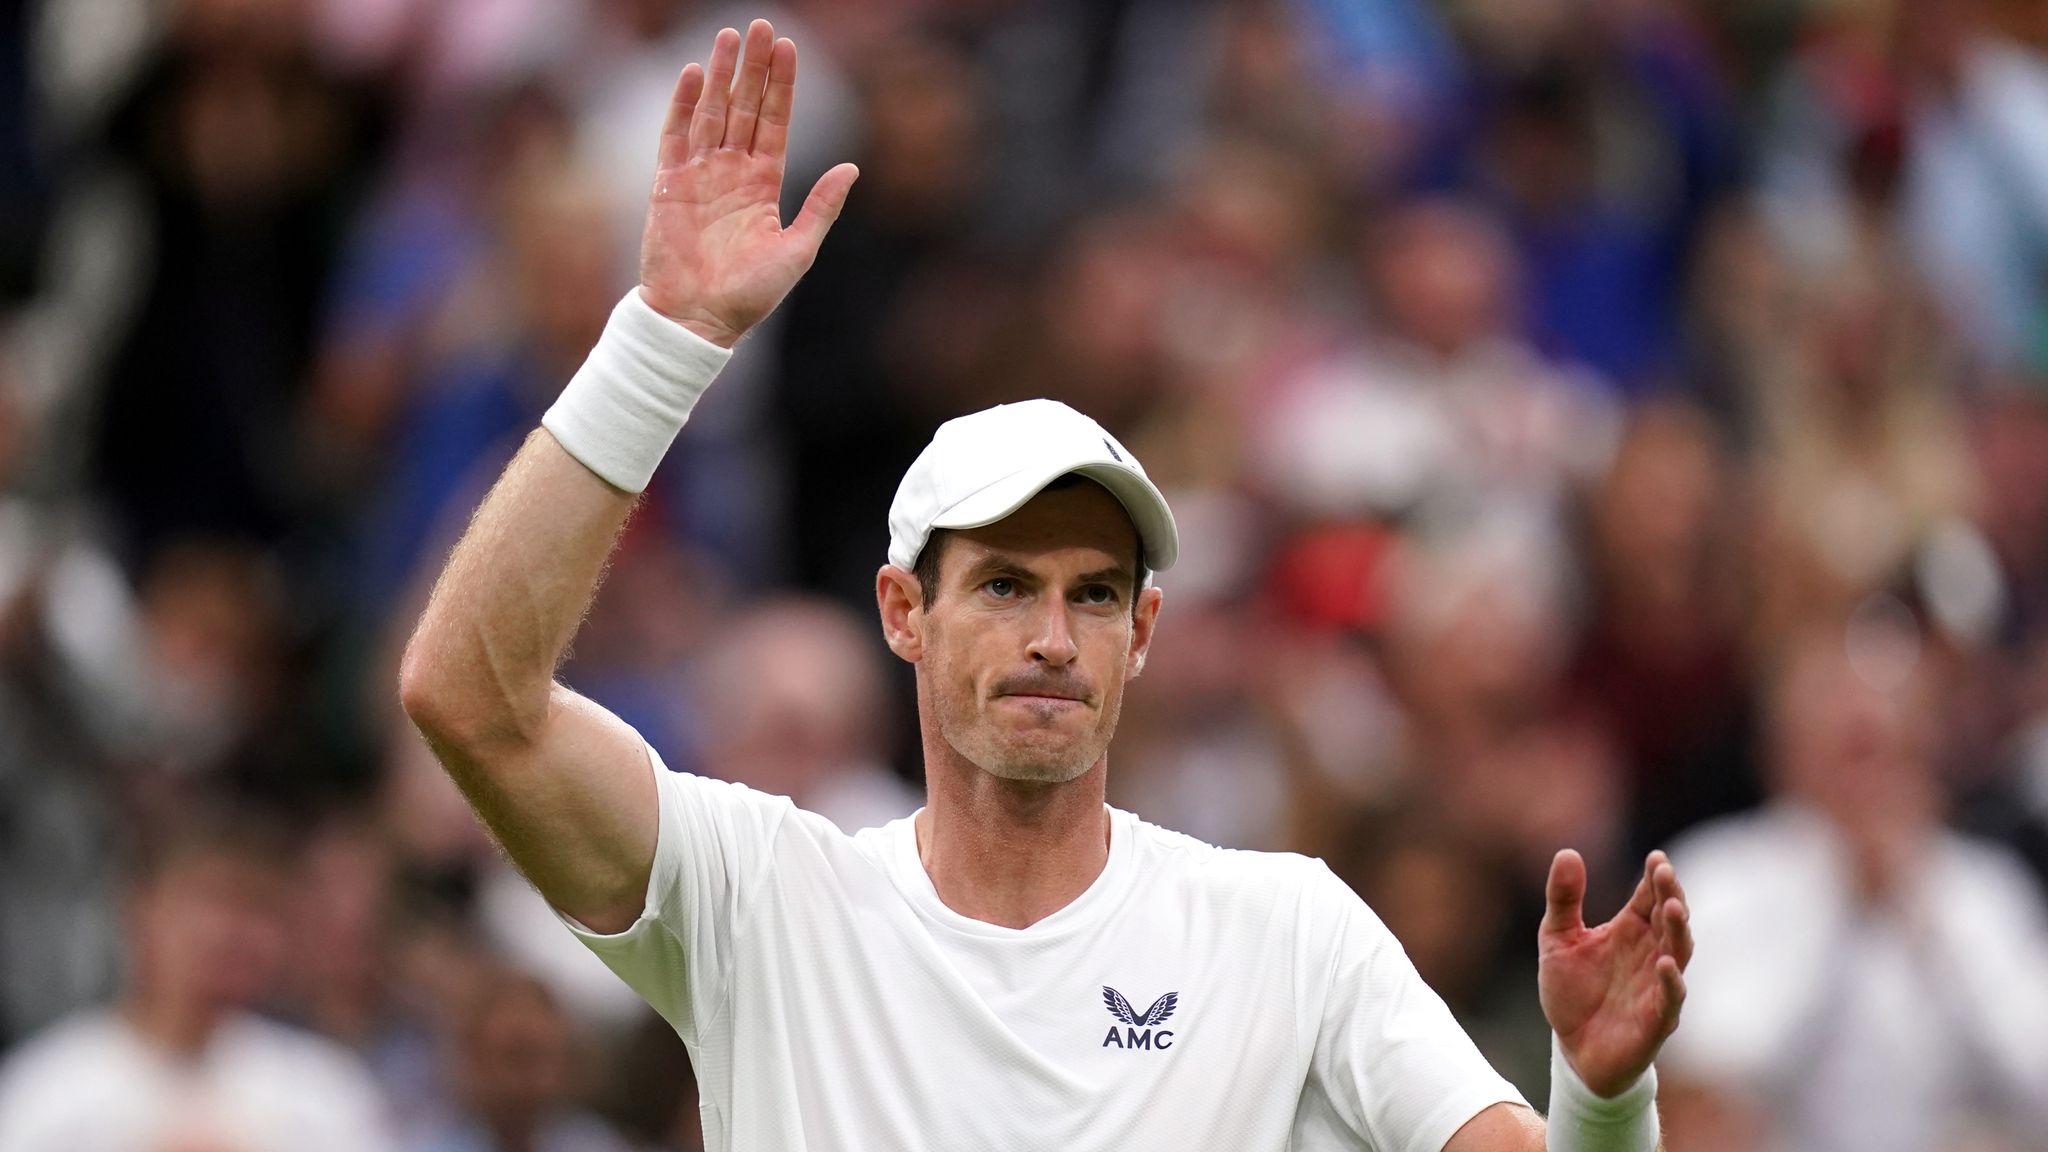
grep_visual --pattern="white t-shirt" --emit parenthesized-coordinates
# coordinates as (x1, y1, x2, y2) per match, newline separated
(0, 1010, 393, 1152)
(560, 748, 1524, 1151)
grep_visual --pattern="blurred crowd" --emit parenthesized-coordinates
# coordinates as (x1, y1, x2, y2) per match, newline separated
(2, 0, 2048, 1149)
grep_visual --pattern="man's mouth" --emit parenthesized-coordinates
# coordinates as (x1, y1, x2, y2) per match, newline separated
(997, 688, 1088, 704)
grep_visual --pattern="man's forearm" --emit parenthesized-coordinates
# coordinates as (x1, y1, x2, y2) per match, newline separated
(398, 430, 636, 751)
(399, 279, 734, 749)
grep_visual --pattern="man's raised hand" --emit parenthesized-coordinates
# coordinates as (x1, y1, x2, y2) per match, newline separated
(639, 20, 859, 348)
(1537, 849, 1693, 1098)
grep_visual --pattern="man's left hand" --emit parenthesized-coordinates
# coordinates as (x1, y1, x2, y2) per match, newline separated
(1538, 849, 1693, 1097)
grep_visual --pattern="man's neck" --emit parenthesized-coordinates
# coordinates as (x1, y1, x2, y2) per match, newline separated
(123, 985, 223, 1059)
(916, 744, 1112, 931)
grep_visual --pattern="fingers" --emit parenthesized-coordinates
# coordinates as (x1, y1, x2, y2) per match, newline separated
(656, 63, 705, 172)
(1661, 897, 1693, 967)
(722, 19, 776, 152)
(787, 162, 860, 258)
(689, 27, 742, 154)
(1656, 954, 1687, 1037)
(1541, 848, 1587, 938)
(1655, 859, 1694, 970)
(754, 37, 799, 161)
(1623, 850, 1663, 922)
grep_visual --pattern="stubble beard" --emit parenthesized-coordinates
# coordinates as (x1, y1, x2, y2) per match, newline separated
(928, 663, 1122, 786)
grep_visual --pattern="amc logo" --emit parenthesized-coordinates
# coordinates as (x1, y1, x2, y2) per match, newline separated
(1101, 988, 1178, 1051)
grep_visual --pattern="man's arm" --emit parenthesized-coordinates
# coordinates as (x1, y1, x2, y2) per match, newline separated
(1444, 1102, 1668, 1152)
(1444, 1102, 1546, 1150)
(1441, 850, 1691, 1152)
(397, 20, 855, 934)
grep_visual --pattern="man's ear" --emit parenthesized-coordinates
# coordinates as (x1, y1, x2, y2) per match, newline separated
(1128, 584, 1164, 678)
(877, 565, 925, 663)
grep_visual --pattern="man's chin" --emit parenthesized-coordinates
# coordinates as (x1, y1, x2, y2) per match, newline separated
(940, 710, 1102, 784)
(974, 737, 1097, 785)
(978, 760, 1093, 785)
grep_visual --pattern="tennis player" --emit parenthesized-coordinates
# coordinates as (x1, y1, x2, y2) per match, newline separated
(400, 20, 1692, 1151)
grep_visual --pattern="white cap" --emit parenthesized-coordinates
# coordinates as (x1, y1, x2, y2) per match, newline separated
(887, 399, 1178, 574)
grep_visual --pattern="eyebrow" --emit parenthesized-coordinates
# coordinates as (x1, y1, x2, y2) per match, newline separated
(955, 555, 1136, 591)
(1073, 565, 1138, 591)
(957, 555, 1036, 585)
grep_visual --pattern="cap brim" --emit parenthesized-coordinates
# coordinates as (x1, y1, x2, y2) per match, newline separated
(929, 463, 1179, 572)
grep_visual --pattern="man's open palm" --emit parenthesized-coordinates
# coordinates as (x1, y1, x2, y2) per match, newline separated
(1538, 849, 1693, 1098)
(639, 20, 859, 348)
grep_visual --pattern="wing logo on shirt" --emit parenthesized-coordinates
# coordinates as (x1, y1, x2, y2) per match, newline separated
(1101, 987, 1179, 1050)
(1103, 987, 1177, 1026)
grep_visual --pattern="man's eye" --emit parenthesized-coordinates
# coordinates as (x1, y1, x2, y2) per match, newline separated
(986, 578, 1016, 598)
(1081, 585, 1117, 605)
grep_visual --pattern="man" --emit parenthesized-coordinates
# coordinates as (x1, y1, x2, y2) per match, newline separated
(410, 970, 635, 1152)
(398, 20, 1692, 1151)
(0, 808, 393, 1151)
(1660, 628, 2048, 1150)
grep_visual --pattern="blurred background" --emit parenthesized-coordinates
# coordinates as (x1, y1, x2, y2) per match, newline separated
(1, 0, 2047, 1149)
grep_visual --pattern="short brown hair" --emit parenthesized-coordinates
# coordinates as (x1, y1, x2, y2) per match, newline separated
(123, 797, 298, 888)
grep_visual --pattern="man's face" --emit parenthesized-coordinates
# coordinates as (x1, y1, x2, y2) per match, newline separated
(902, 482, 1161, 784)
(133, 851, 290, 1010)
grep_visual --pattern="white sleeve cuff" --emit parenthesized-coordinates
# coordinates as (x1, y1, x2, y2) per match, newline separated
(541, 288, 734, 493)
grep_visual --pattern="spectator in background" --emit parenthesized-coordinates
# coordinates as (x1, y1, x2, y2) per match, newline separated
(1758, 0, 2048, 379)
(0, 805, 394, 1152)
(1449, 0, 1733, 394)
(771, 29, 985, 612)
(92, 0, 383, 561)
(363, 158, 621, 605)
(962, 0, 1226, 248)
(691, 596, 918, 833)
(133, 542, 292, 790)
(1108, 590, 1294, 852)
(1955, 386, 2048, 885)
(304, 81, 578, 507)
(1380, 520, 1627, 910)
(280, 815, 467, 1145)
(0, 334, 146, 1044)
(1663, 624, 2048, 1152)
(1747, 241, 1980, 645)
(410, 970, 631, 1152)
(1257, 198, 1617, 533)
(1894, 0, 2048, 378)
(1568, 400, 1760, 864)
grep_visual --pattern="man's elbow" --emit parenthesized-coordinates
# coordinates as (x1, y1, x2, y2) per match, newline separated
(397, 635, 538, 757)
(397, 638, 461, 744)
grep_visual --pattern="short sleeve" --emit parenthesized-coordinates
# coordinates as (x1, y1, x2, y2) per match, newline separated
(1294, 863, 1526, 1152)
(554, 743, 793, 1044)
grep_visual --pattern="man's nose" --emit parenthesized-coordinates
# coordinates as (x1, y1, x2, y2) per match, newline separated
(1027, 601, 1079, 667)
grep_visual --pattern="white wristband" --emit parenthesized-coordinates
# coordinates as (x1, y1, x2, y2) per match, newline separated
(541, 288, 734, 493)
(1547, 1034, 1658, 1152)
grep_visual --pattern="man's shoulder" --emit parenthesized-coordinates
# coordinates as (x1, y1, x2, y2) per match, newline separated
(213, 1013, 378, 1080)
(1667, 805, 1825, 878)
(207, 1014, 391, 1132)
(1122, 812, 1350, 907)
(0, 1011, 132, 1085)
(1931, 828, 2048, 919)
(0, 1011, 156, 1132)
